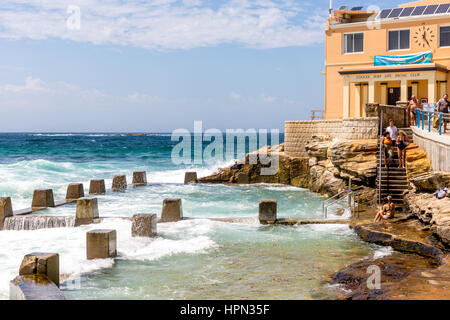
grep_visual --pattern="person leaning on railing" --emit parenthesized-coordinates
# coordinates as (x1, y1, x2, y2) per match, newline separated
(437, 94, 449, 133)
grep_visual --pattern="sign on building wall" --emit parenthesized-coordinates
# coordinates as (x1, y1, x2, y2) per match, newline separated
(374, 51, 432, 66)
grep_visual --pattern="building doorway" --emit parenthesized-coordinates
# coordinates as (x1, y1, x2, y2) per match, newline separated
(388, 87, 400, 105)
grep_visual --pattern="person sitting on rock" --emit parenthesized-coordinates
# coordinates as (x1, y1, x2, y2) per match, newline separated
(373, 197, 394, 222)
(435, 187, 448, 199)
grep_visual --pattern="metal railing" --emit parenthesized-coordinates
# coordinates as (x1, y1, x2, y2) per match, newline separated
(415, 109, 450, 135)
(378, 110, 383, 206)
(322, 190, 359, 218)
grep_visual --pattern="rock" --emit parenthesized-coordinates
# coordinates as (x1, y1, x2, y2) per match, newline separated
(405, 192, 450, 247)
(329, 139, 378, 184)
(410, 171, 450, 192)
(405, 144, 432, 180)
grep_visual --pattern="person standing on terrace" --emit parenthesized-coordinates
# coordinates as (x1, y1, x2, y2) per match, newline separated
(437, 94, 449, 134)
(407, 96, 419, 126)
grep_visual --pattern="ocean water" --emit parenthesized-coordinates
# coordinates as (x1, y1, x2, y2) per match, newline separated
(0, 133, 379, 300)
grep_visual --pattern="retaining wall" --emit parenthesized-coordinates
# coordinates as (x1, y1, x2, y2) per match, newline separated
(412, 126, 450, 172)
(284, 117, 379, 158)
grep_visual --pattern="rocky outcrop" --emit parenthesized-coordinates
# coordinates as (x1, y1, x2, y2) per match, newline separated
(406, 192, 450, 247)
(198, 145, 310, 188)
(200, 139, 379, 202)
(405, 144, 432, 180)
(306, 139, 378, 197)
(410, 171, 450, 192)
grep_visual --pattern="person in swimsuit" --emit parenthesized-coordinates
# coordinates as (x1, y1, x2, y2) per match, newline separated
(408, 96, 419, 126)
(381, 132, 393, 168)
(396, 130, 410, 168)
(374, 197, 394, 222)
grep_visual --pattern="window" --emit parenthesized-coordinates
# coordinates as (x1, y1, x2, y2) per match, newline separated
(440, 26, 450, 47)
(388, 30, 410, 50)
(344, 33, 364, 53)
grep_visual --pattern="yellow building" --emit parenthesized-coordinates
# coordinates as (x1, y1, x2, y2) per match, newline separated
(325, 0, 450, 119)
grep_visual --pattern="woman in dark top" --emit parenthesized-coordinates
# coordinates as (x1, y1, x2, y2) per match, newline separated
(396, 130, 409, 168)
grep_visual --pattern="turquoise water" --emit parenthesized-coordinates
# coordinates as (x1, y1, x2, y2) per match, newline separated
(0, 133, 380, 300)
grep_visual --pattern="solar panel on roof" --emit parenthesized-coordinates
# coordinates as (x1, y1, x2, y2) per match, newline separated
(351, 6, 363, 11)
(411, 6, 426, 15)
(399, 6, 414, 17)
(339, 5, 348, 10)
(435, 3, 450, 14)
(424, 4, 439, 14)
(379, 9, 392, 19)
(388, 8, 403, 18)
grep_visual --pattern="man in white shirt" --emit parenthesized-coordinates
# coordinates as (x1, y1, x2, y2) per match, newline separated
(386, 119, 398, 146)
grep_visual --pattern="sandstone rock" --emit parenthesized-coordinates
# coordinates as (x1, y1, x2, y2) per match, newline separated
(410, 171, 450, 192)
(405, 192, 450, 247)
(405, 144, 432, 180)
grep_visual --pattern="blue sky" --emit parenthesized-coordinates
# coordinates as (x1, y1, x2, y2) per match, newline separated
(0, 0, 401, 132)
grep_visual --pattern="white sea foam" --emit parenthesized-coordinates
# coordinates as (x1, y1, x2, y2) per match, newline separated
(372, 246, 394, 260)
(0, 218, 218, 300)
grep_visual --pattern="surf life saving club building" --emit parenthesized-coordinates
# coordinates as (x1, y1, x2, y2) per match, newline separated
(325, 0, 450, 119)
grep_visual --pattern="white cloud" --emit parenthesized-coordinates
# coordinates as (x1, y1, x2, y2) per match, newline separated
(0, 76, 162, 106)
(0, 0, 327, 50)
(229, 92, 241, 100)
(1, 76, 47, 93)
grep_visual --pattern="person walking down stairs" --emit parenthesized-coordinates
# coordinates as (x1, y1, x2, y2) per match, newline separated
(381, 132, 394, 168)
(396, 130, 410, 169)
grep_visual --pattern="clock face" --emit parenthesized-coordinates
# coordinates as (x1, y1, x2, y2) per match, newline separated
(414, 26, 434, 48)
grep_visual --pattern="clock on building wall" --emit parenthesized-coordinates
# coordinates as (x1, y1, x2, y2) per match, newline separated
(414, 26, 435, 49)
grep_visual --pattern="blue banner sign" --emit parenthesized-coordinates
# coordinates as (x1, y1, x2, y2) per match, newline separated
(374, 51, 432, 66)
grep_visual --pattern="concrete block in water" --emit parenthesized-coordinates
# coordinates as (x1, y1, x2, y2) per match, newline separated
(66, 183, 85, 201)
(31, 189, 55, 210)
(132, 171, 147, 186)
(237, 172, 250, 184)
(161, 198, 183, 222)
(10, 275, 65, 300)
(75, 197, 99, 226)
(89, 179, 106, 195)
(0, 197, 13, 230)
(184, 172, 198, 184)
(259, 199, 277, 224)
(19, 252, 60, 287)
(112, 175, 127, 191)
(132, 214, 157, 237)
(86, 229, 117, 260)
